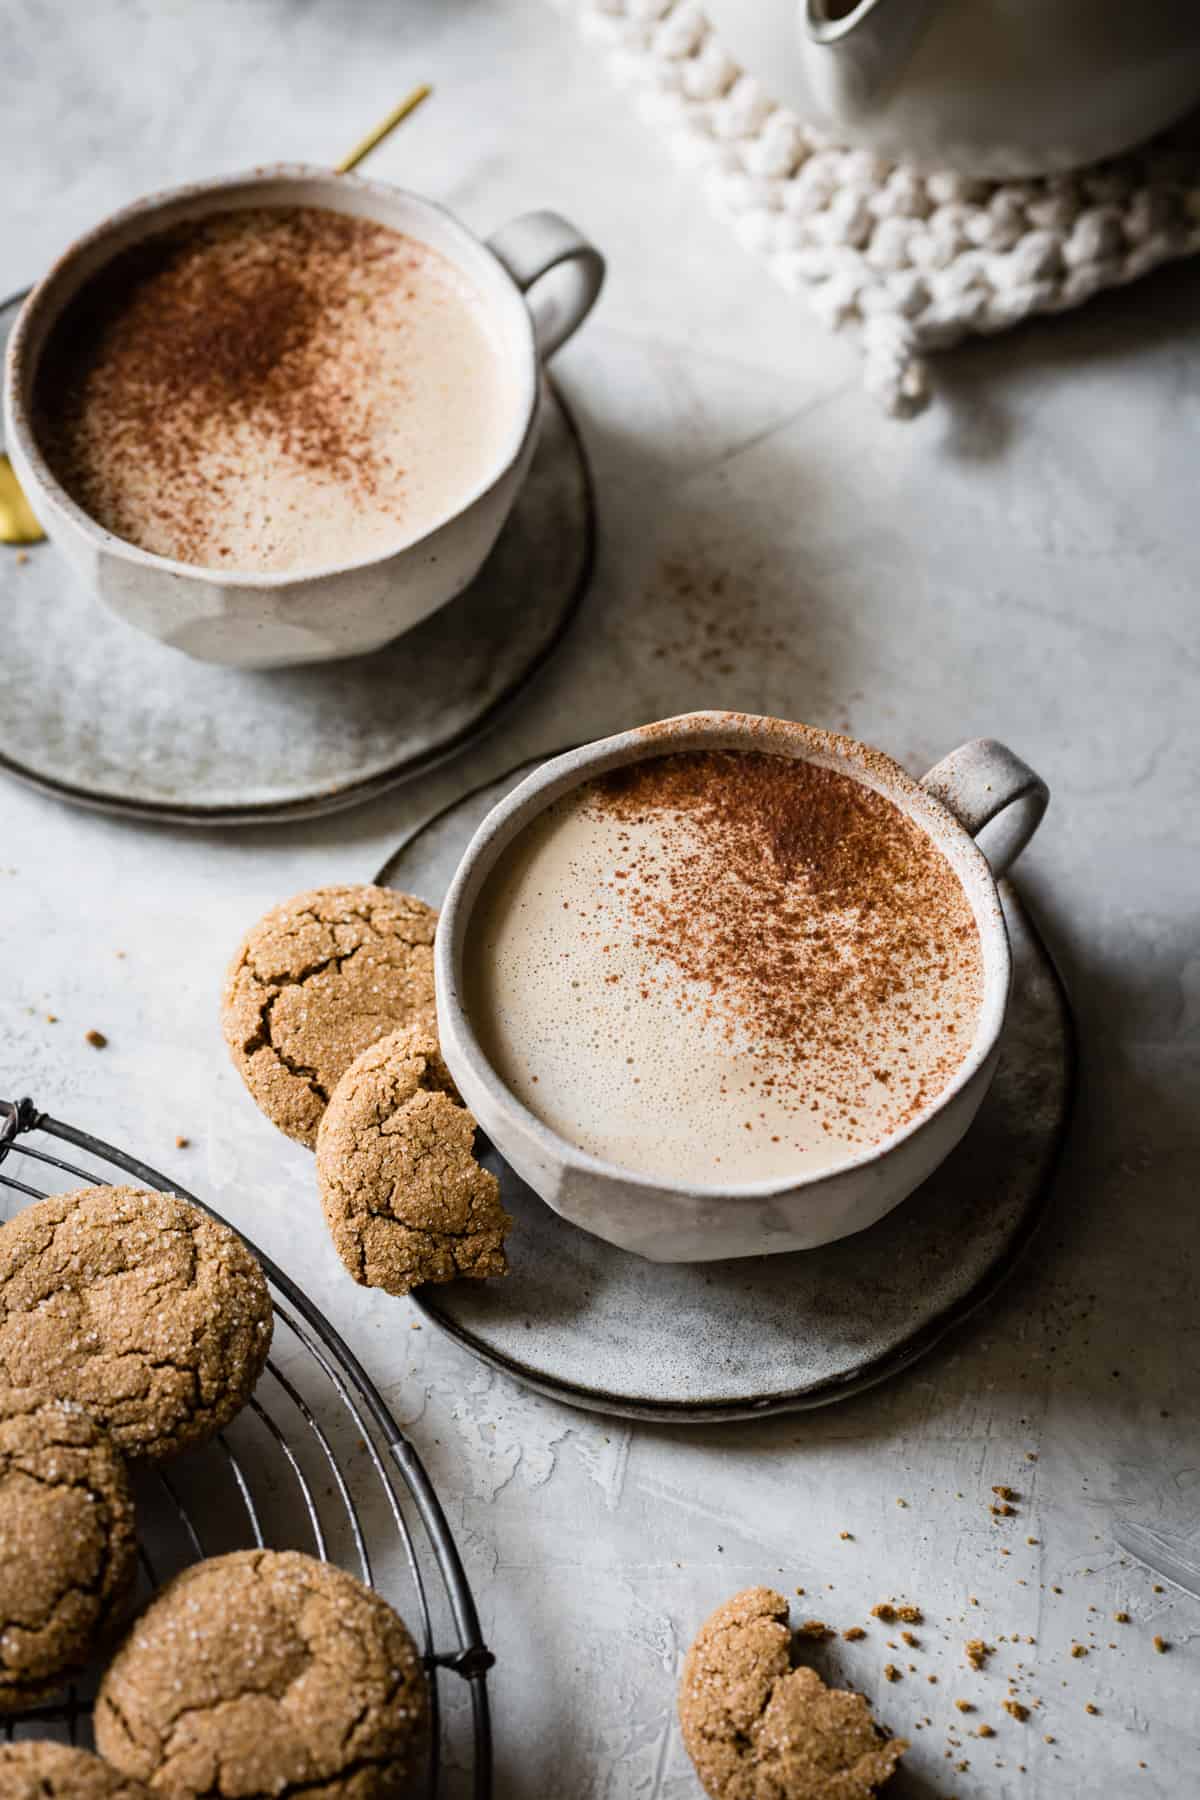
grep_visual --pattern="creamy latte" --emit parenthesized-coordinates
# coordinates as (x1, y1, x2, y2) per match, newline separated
(33, 206, 519, 573)
(465, 749, 985, 1187)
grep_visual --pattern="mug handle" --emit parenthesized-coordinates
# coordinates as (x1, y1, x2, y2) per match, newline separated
(921, 738, 1049, 877)
(486, 211, 605, 361)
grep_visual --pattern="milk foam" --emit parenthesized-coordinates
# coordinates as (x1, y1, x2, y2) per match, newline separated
(465, 759, 985, 1187)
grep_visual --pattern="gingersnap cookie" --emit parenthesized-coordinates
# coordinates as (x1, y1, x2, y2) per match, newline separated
(679, 1588, 907, 1800)
(0, 1187, 273, 1462)
(0, 1742, 152, 1799)
(222, 884, 438, 1148)
(316, 1027, 510, 1297)
(95, 1549, 428, 1798)
(0, 1388, 137, 1710)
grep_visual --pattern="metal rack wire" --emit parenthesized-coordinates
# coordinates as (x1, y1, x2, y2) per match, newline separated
(0, 1096, 493, 1799)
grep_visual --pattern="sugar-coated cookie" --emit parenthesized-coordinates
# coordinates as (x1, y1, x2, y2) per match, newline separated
(317, 1027, 510, 1297)
(0, 1187, 272, 1461)
(95, 1550, 427, 1798)
(222, 884, 438, 1148)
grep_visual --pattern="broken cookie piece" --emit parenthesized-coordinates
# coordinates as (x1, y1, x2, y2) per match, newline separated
(221, 884, 438, 1148)
(0, 1389, 136, 1710)
(0, 1187, 272, 1461)
(317, 1027, 511, 1297)
(678, 1587, 906, 1799)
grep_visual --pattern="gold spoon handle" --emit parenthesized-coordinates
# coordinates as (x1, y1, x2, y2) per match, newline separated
(336, 84, 433, 175)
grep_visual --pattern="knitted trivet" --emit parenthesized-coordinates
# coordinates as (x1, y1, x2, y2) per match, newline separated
(558, 0, 1200, 415)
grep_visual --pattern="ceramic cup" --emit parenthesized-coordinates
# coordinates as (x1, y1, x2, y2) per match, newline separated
(2, 166, 604, 669)
(436, 712, 1050, 1263)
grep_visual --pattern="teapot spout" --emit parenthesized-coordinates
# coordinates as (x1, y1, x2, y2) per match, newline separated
(805, 0, 942, 118)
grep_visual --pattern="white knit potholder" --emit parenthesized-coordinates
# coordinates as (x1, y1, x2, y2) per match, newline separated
(558, 0, 1200, 414)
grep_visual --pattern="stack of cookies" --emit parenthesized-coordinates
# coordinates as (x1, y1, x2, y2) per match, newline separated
(221, 884, 511, 1299)
(0, 1183, 429, 1797)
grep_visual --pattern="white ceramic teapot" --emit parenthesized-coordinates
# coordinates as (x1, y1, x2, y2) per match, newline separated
(702, 0, 1200, 177)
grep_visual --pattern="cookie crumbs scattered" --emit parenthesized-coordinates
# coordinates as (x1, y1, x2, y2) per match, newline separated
(955, 1700, 974, 1714)
(991, 1503, 1016, 1517)
(883, 1664, 900, 1682)
(84, 1028, 107, 1048)
(964, 1640, 991, 1670)
(797, 1620, 831, 1640)
(871, 1603, 898, 1623)
(842, 1626, 866, 1641)
(976, 1724, 995, 1739)
(1085, 1703, 1099, 1716)
(1153, 1636, 1169, 1654)
(901, 1630, 919, 1647)
(1003, 1701, 1029, 1722)
(992, 1486, 1017, 1501)
(1114, 1611, 1130, 1623)
(1070, 1645, 1087, 1659)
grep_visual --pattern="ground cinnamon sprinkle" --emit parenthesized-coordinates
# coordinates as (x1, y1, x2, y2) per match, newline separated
(34, 206, 410, 564)
(587, 751, 982, 1145)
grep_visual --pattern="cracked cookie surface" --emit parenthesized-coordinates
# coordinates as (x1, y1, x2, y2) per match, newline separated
(679, 1587, 907, 1800)
(0, 1741, 153, 1798)
(0, 1187, 273, 1462)
(95, 1549, 428, 1799)
(0, 1387, 137, 1710)
(317, 1028, 510, 1297)
(222, 884, 439, 1148)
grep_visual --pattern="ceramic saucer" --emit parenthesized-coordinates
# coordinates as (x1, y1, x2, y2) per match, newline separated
(377, 757, 1077, 1422)
(0, 291, 593, 825)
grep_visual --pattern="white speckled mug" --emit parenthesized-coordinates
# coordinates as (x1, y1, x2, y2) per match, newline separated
(437, 713, 1049, 1262)
(2, 166, 604, 669)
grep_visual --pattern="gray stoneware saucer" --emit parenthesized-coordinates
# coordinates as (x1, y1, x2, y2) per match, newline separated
(377, 755, 1077, 1423)
(0, 291, 593, 825)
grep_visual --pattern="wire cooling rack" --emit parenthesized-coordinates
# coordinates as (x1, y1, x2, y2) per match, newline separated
(0, 1096, 493, 1799)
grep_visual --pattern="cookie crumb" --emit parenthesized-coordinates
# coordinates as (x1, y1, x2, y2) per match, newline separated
(84, 1028, 108, 1048)
(901, 1630, 919, 1648)
(839, 1530, 853, 1540)
(45, 1012, 57, 1023)
(15, 551, 29, 566)
(965, 1640, 991, 1670)
(976, 1724, 995, 1739)
(955, 1700, 974, 1714)
(1113, 1611, 1130, 1623)
(798, 1620, 832, 1640)
(1085, 1703, 1099, 1716)
(1070, 1645, 1087, 1659)
(1153, 1636, 1169, 1654)
(883, 1663, 900, 1682)
(842, 1626, 866, 1641)
(992, 1486, 1017, 1501)
(1003, 1701, 1029, 1722)
(990, 1503, 1015, 1517)
(175, 1135, 190, 1149)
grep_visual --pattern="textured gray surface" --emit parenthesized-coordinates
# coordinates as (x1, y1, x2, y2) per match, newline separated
(1, 2, 1197, 1795)
(381, 761, 1073, 1418)
(0, 293, 591, 821)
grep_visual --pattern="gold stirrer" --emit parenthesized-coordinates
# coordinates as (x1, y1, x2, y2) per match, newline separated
(0, 83, 434, 546)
